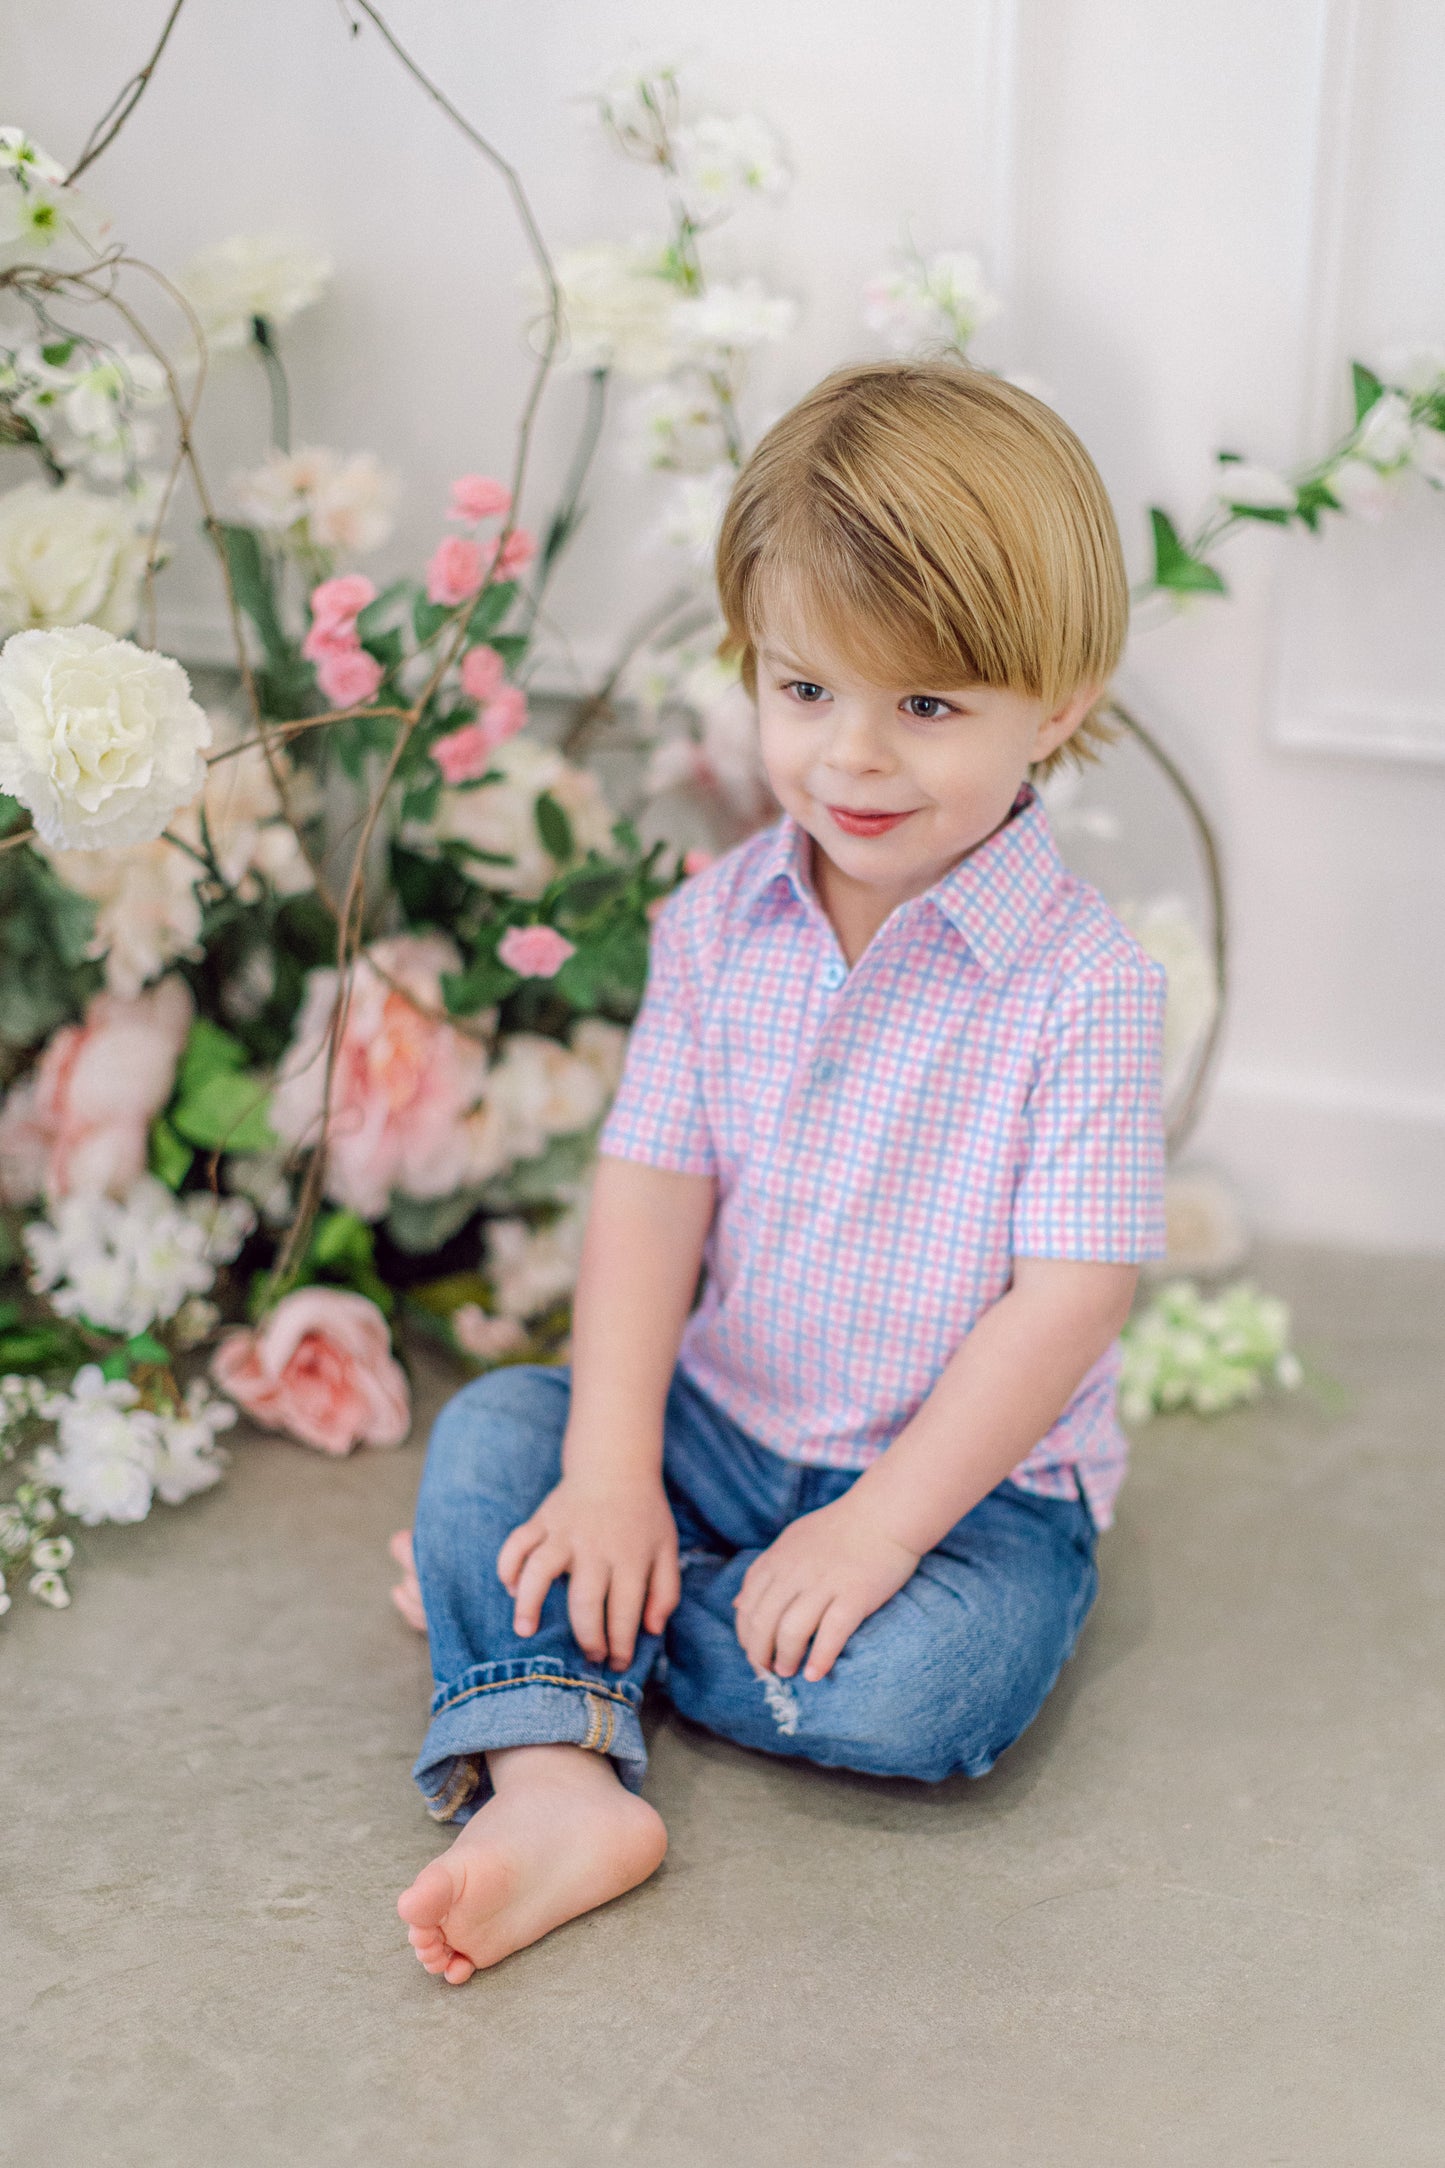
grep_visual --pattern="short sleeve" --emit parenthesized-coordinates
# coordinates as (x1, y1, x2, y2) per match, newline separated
(1011, 959, 1168, 1261)
(596, 890, 718, 1178)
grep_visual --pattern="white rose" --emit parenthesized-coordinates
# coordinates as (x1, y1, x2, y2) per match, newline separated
(229, 445, 397, 555)
(177, 232, 332, 354)
(0, 624, 211, 849)
(487, 1033, 612, 1162)
(0, 481, 150, 637)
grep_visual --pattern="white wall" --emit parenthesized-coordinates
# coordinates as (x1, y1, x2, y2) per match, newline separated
(8, 0, 1444, 1253)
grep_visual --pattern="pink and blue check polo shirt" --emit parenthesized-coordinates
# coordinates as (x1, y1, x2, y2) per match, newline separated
(597, 780, 1168, 1530)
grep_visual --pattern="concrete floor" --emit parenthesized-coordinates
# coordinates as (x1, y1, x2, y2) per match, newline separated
(4, 1243, 1444, 2167)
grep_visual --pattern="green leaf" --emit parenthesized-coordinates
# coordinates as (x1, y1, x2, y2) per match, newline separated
(489, 633, 528, 669)
(384, 1188, 489, 1255)
(171, 1071, 276, 1154)
(1293, 477, 1340, 533)
(255, 656, 317, 721)
(360, 626, 404, 674)
(441, 955, 519, 1015)
(148, 1113, 194, 1190)
(465, 581, 518, 642)
(534, 790, 575, 863)
(41, 338, 75, 367)
(1148, 508, 1228, 596)
(125, 1330, 170, 1367)
(100, 1349, 130, 1382)
(413, 595, 455, 645)
(354, 579, 409, 642)
(304, 1211, 392, 1311)
(0, 1325, 79, 1370)
(215, 523, 291, 664)
(179, 1015, 249, 1095)
(399, 771, 443, 827)
(1351, 362, 1385, 426)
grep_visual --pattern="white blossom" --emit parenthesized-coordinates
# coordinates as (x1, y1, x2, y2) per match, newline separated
(230, 446, 398, 556)
(23, 1175, 254, 1337)
(485, 1029, 619, 1163)
(1408, 423, 1445, 488)
(595, 60, 683, 162)
(422, 733, 617, 899)
(27, 1569, 70, 1607)
(672, 114, 790, 218)
(1354, 391, 1413, 468)
(1326, 457, 1399, 522)
(177, 233, 332, 354)
(30, 1534, 74, 1570)
(862, 251, 1001, 356)
(0, 129, 104, 267)
(1375, 342, 1445, 398)
(486, 1188, 591, 1319)
(549, 242, 682, 378)
(672, 279, 797, 356)
(622, 382, 730, 473)
(32, 1366, 161, 1526)
(0, 623, 210, 850)
(1214, 460, 1297, 513)
(0, 482, 151, 638)
(653, 464, 735, 565)
(151, 1379, 236, 1506)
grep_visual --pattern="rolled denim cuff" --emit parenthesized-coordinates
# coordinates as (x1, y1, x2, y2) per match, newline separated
(412, 1655, 647, 1822)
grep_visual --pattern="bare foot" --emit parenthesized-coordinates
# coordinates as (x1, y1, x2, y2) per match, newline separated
(396, 1743, 667, 1982)
(388, 1529, 426, 1633)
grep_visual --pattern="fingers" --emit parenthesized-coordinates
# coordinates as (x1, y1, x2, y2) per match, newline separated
(770, 1587, 832, 1679)
(510, 1537, 566, 1637)
(567, 1558, 610, 1665)
(604, 1568, 650, 1670)
(800, 1599, 859, 1682)
(642, 1548, 681, 1636)
(496, 1515, 544, 1594)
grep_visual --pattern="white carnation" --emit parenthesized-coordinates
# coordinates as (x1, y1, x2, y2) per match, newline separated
(0, 481, 150, 638)
(33, 1365, 161, 1526)
(672, 114, 790, 219)
(862, 251, 1001, 355)
(177, 232, 332, 354)
(0, 624, 210, 850)
(550, 242, 681, 378)
(672, 279, 797, 356)
(423, 734, 618, 899)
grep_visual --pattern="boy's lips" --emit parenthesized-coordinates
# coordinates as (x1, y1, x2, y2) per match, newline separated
(826, 803, 917, 836)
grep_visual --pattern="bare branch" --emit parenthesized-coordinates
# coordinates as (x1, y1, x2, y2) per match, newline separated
(66, 0, 190, 185)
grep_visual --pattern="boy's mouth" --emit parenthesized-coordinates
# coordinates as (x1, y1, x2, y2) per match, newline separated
(826, 804, 917, 837)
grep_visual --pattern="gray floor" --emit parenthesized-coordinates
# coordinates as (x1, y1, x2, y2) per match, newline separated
(4, 1243, 1443, 2167)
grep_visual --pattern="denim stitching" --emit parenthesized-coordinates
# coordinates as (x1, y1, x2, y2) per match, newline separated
(434, 1669, 636, 1720)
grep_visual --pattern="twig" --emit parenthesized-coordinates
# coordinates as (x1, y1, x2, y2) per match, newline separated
(66, 0, 189, 185)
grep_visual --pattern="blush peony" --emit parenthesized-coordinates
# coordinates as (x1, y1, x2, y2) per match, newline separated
(210, 1287, 411, 1455)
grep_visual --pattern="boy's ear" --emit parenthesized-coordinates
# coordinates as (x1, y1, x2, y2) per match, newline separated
(1031, 682, 1102, 764)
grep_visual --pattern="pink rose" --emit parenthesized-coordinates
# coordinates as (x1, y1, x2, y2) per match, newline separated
(484, 528, 537, 580)
(301, 619, 354, 664)
(211, 1287, 411, 1456)
(425, 535, 485, 606)
(683, 848, 717, 876)
(450, 475, 512, 524)
(431, 721, 493, 786)
(0, 974, 192, 1205)
(308, 573, 377, 637)
(268, 933, 498, 1219)
(496, 924, 577, 978)
(315, 644, 384, 707)
(479, 683, 527, 747)
(459, 643, 505, 704)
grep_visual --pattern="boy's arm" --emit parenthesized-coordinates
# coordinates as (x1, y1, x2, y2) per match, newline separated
(733, 1257, 1138, 1683)
(498, 1151, 716, 1669)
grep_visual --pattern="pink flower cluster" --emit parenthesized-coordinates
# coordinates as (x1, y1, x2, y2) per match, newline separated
(431, 645, 528, 785)
(302, 573, 384, 708)
(425, 472, 537, 606)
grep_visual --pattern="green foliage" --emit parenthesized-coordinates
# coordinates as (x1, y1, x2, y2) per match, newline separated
(251, 1209, 393, 1317)
(465, 580, 518, 642)
(534, 789, 575, 863)
(0, 815, 100, 1054)
(215, 522, 290, 665)
(1148, 507, 1228, 596)
(148, 1113, 195, 1190)
(169, 1018, 276, 1155)
(1351, 362, 1385, 426)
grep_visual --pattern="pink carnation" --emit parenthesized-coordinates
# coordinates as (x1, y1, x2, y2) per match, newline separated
(0, 974, 192, 1205)
(459, 643, 506, 704)
(485, 528, 538, 579)
(450, 474, 513, 524)
(496, 924, 576, 979)
(431, 722, 494, 786)
(425, 534, 485, 606)
(479, 683, 527, 748)
(315, 644, 384, 707)
(301, 620, 354, 664)
(308, 573, 377, 636)
(211, 1287, 411, 1456)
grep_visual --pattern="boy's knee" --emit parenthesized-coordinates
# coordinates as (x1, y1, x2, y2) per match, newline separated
(420, 1361, 569, 1513)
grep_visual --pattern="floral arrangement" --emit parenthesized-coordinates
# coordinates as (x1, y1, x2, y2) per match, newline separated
(1119, 1281, 1303, 1424)
(0, 27, 1432, 1619)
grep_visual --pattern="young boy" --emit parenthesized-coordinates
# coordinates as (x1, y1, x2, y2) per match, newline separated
(396, 358, 1168, 1983)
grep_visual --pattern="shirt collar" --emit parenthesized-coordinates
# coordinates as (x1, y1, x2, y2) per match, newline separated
(737, 780, 1067, 976)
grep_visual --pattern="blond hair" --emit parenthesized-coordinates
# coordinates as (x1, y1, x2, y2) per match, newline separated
(715, 357, 1128, 776)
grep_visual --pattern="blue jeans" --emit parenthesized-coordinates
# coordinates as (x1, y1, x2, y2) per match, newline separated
(411, 1361, 1100, 1821)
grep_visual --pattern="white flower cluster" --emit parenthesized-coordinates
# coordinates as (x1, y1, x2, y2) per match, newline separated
(23, 1174, 255, 1338)
(1214, 347, 1445, 525)
(0, 483, 152, 640)
(0, 127, 105, 269)
(0, 623, 211, 850)
(422, 732, 618, 899)
(1119, 1280, 1302, 1424)
(230, 444, 398, 556)
(486, 1174, 593, 1320)
(862, 250, 1002, 357)
(32, 1365, 236, 1526)
(0, 339, 168, 488)
(177, 232, 332, 355)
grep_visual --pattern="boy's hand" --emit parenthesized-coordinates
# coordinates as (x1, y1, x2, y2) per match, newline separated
(496, 1472, 680, 1672)
(733, 1496, 921, 1683)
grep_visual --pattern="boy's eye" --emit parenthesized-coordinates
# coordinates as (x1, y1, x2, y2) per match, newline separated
(783, 679, 829, 704)
(902, 695, 954, 721)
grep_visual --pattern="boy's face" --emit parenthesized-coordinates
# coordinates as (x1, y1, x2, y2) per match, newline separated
(753, 619, 1099, 930)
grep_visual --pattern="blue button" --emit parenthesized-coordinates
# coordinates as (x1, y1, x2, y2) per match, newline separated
(815, 1058, 840, 1084)
(821, 960, 846, 990)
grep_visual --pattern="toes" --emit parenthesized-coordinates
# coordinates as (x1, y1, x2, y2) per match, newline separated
(388, 1529, 415, 1570)
(391, 1580, 427, 1632)
(397, 1859, 455, 1930)
(443, 1952, 476, 1985)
